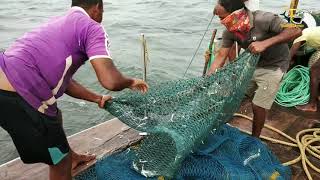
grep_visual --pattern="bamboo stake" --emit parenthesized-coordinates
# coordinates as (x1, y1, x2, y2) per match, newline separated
(203, 29, 217, 77)
(141, 33, 148, 117)
(141, 33, 147, 82)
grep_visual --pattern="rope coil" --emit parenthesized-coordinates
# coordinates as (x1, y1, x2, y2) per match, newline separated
(275, 65, 310, 107)
(233, 113, 320, 180)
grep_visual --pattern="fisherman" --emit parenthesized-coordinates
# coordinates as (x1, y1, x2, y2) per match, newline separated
(207, 0, 301, 137)
(0, 0, 148, 179)
(204, 0, 260, 63)
(290, 27, 320, 112)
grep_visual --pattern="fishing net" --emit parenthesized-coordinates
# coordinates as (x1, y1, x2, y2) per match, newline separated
(75, 125, 291, 180)
(102, 51, 260, 178)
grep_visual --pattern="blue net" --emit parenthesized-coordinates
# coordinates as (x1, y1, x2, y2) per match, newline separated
(75, 125, 291, 180)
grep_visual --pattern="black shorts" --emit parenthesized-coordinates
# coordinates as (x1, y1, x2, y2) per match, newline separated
(0, 90, 70, 165)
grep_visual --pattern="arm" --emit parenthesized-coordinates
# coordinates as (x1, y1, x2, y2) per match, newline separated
(248, 12, 302, 54)
(82, 23, 148, 93)
(66, 79, 101, 103)
(206, 47, 231, 75)
(90, 58, 148, 92)
(65, 79, 111, 108)
(206, 30, 234, 75)
(228, 43, 240, 62)
(249, 27, 302, 53)
(290, 41, 303, 61)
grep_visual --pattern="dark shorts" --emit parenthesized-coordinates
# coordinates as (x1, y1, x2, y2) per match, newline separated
(0, 90, 69, 165)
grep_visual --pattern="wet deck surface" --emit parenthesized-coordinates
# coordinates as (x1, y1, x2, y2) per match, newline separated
(0, 119, 142, 180)
(1, 100, 320, 179)
(231, 99, 320, 180)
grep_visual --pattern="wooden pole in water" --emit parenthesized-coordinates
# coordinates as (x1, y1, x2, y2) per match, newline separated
(141, 33, 148, 117)
(141, 33, 147, 82)
(202, 29, 217, 77)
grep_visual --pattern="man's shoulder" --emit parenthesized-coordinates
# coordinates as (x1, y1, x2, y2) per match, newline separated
(63, 8, 102, 29)
(66, 10, 93, 25)
(64, 9, 103, 35)
(253, 10, 276, 16)
(253, 10, 280, 23)
(252, 10, 286, 30)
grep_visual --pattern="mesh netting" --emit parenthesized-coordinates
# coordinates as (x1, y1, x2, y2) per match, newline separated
(176, 125, 291, 180)
(103, 51, 260, 178)
(75, 125, 291, 180)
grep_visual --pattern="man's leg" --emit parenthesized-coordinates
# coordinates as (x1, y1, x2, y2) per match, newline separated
(252, 104, 266, 137)
(251, 68, 284, 137)
(56, 109, 96, 170)
(296, 58, 320, 112)
(0, 90, 72, 180)
(49, 153, 72, 180)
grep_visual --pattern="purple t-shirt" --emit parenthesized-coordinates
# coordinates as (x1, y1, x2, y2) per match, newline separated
(0, 7, 112, 116)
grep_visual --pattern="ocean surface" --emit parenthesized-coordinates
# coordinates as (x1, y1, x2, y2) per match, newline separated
(0, 0, 318, 165)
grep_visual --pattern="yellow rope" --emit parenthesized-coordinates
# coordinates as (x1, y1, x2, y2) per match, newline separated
(233, 113, 320, 180)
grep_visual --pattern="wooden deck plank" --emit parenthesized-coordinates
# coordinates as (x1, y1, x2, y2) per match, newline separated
(1, 99, 320, 179)
(0, 118, 142, 180)
(230, 100, 320, 180)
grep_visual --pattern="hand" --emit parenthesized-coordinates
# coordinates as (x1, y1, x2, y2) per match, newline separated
(288, 57, 296, 71)
(204, 49, 211, 63)
(248, 41, 268, 54)
(289, 55, 296, 66)
(206, 68, 217, 76)
(98, 95, 112, 108)
(129, 79, 149, 93)
(290, 59, 295, 66)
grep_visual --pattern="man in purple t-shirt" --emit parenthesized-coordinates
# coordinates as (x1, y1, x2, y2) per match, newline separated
(0, 0, 148, 179)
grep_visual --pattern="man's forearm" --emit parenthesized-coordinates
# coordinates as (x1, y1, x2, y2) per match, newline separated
(207, 48, 230, 74)
(263, 27, 302, 49)
(107, 74, 134, 91)
(209, 56, 225, 72)
(65, 79, 102, 104)
(290, 41, 302, 60)
(91, 59, 134, 91)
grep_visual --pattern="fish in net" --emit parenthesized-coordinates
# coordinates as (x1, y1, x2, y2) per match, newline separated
(104, 51, 260, 178)
(75, 125, 291, 180)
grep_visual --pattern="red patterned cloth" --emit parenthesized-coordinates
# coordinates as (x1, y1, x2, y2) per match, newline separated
(221, 8, 250, 41)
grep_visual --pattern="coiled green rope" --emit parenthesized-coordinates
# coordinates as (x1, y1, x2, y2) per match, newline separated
(275, 65, 310, 107)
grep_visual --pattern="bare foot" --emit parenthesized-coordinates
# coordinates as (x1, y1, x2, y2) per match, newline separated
(71, 152, 96, 170)
(296, 103, 317, 112)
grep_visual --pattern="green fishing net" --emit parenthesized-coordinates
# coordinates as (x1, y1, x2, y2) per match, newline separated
(104, 51, 260, 178)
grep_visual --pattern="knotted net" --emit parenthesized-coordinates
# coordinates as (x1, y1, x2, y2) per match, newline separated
(76, 125, 291, 180)
(104, 51, 260, 178)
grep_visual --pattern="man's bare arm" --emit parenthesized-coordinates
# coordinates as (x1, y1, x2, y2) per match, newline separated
(90, 58, 148, 93)
(65, 79, 102, 104)
(206, 47, 231, 75)
(290, 41, 303, 61)
(249, 27, 302, 54)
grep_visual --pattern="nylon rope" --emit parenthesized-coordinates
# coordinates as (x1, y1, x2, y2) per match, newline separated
(275, 65, 310, 107)
(183, 15, 214, 78)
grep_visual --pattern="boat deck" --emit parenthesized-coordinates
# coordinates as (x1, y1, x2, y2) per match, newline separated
(0, 100, 320, 179)
(0, 118, 142, 180)
(231, 99, 320, 180)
